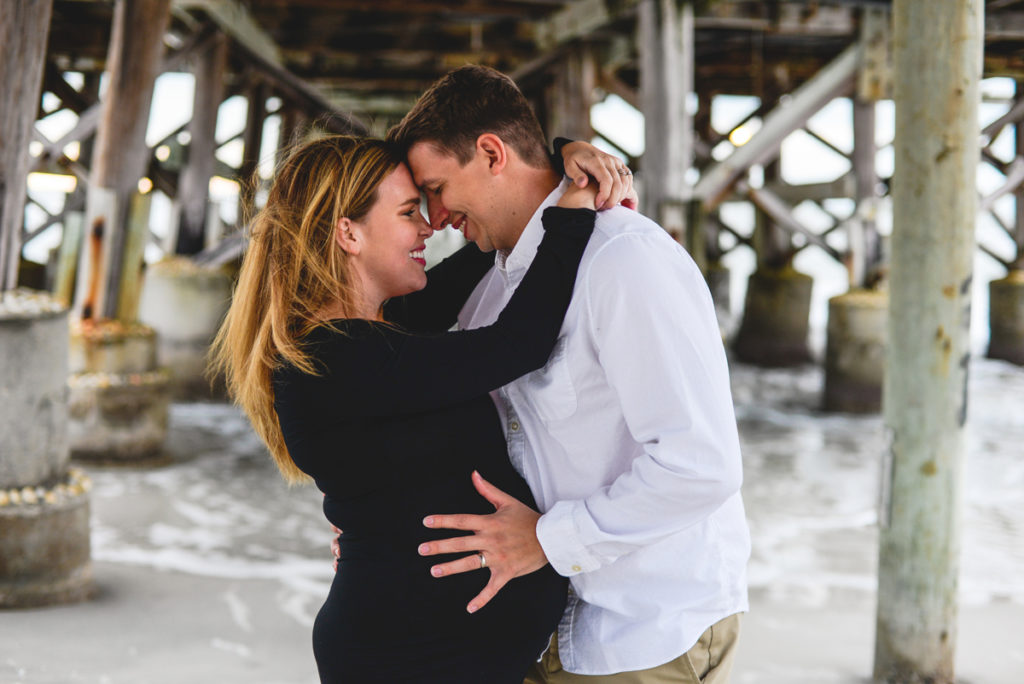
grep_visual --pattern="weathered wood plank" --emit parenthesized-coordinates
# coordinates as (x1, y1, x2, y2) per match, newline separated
(849, 96, 882, 287)
(176, 30, 228, 255)
(739, 180, 844, 263)
(0, 0, 54, 292)
(547, 44, 596, 142)
(639, 0, 697, 262)
(87, 0, 172, 319)
(694, 42, 859, 209)
(534, 0, 641, 51)
(1015, 82, 1024, 268)
(172, 0, 282, 66)
(237, 78, 268, 227)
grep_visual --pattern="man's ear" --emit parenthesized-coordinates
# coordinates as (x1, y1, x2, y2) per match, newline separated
(476, 133, 508, 175)
(335, 217, 361, 255)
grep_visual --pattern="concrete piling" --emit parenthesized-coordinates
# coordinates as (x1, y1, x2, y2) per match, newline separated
(0, 290, 92, 608)
(138, 258, 233, 399)
(732, 267, 813, 366)
(67, 320, 170, 464)
(705, 261, 732, 334)
(987, 270, 1024, 365)
(823, 289, 887, 412)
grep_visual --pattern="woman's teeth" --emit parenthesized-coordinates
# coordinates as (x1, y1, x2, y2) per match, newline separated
(409, 250, 425, 259)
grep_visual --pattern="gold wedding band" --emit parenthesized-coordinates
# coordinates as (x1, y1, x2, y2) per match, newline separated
(478, 553, 487, 569)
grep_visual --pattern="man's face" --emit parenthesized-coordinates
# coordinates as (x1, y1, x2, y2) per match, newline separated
(406, 141, 506, 252)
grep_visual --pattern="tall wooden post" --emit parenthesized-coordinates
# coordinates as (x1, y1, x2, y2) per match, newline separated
(987, 84, 1024, 365)
(850, 99, 880, 287)
(0, 0, 54, 292)
(851, 6, 888, 288)
(875, 1, 982, 682)
(733, 80, 814, 367)
(77, 0, 171, 320)
(639, 0, 694, 256)
(51, 76, 97, 308)
(753, 153, 788, 270)
(176, 31, 228, 256)
(549, 44, 596, 142)
(1014, 82, 1024, 271)
(748, 79, 788, 272)
(276, 106, 308, 168)
(822, 98, 887, 412)
(238, 79, 269, 226)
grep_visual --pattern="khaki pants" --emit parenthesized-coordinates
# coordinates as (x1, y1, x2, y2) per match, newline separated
(523, 613, 741, 684)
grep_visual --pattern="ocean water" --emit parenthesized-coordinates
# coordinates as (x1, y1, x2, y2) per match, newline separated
(80, 353, 1024, 626)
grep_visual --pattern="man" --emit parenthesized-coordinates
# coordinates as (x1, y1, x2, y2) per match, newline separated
(389, 65, 750, 683)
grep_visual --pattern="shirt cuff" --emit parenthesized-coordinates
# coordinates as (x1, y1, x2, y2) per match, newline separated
(536, 500, 602, 576)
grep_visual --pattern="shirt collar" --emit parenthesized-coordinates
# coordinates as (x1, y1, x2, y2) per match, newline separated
(495, 178, 572, 285)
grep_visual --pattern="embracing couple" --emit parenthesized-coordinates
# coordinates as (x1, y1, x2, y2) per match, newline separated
(213, 65, 750, 684)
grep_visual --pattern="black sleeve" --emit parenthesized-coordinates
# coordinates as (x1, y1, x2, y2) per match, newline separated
(382, 243, 494, 333)
(549, 137, 574, 178)
(316, 207, 595, 416)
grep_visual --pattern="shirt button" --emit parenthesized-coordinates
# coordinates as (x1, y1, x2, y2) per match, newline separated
(571, 564, 582, 572)
(509, 420, 520, 432)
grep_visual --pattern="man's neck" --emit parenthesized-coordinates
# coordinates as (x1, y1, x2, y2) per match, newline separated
(500, 166, 563, 251)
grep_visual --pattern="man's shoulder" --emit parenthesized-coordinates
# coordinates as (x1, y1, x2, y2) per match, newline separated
(585, 207, 698, 273)
(591, 206, 663, 238)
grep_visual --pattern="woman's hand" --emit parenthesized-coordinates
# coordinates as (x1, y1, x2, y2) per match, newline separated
(560, 140, 638, 211)
(330, 523, 342, 572)
(556, 182, 601, 210)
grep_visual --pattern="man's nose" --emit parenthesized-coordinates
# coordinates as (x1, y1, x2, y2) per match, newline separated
(426, 195, 449, 231)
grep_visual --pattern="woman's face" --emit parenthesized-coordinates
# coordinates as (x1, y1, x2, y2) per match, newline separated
(346, 163, 433, 308)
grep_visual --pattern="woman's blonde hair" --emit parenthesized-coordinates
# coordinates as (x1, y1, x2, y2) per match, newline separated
(209, 135, 402, 483)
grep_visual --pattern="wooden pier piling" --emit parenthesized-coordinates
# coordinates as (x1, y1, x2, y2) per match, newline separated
(0, 0, 54, 293)
(874, 1, 983, 681)
(638, 0, 694, 252)
(176, 30, 229, 256)
(76, 0, 171, 320)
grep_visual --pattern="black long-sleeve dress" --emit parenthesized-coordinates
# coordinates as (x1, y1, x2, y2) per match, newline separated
(272, 207, 595, 684)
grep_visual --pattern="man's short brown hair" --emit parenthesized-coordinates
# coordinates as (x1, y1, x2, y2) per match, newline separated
(387, 65, 551, 169)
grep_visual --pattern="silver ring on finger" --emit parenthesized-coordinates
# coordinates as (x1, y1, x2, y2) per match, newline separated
(618, 168, 631, 176)
(478, 552, 487, 569)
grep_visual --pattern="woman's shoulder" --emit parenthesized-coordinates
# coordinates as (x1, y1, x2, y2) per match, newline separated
(272, 321, 361, 378)
(307, 318, 404, 345)
(280, 319, 405, 376)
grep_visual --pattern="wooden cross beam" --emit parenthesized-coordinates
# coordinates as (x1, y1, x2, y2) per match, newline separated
(171, 0, 282, 66)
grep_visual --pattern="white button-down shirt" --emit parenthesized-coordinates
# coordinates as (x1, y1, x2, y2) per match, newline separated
(459, 181, 750, 675)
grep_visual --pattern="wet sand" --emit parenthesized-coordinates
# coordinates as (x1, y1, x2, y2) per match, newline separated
(2, 357, 1022, 683)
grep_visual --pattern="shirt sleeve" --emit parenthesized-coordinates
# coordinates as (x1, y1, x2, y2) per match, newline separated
(314, 207, 596, 416)
(535, 232, 744, 575)
(382, 243, 494, 333)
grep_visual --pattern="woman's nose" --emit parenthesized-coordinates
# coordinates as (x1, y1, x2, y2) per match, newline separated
(418, 215, 432, 237)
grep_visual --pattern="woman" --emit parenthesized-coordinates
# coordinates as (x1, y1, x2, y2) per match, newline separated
(210, 135, 630, 683)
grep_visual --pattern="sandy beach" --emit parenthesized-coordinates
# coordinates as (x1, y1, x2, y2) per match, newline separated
(2, 356, 1022, 684)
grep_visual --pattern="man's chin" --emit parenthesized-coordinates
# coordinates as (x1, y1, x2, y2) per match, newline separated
(464, 232, 494, 252)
